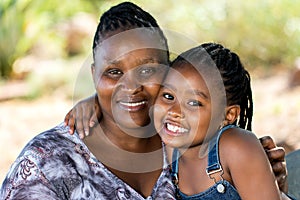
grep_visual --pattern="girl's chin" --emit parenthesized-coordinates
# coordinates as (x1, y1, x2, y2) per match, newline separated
(160, 135, 185, 148)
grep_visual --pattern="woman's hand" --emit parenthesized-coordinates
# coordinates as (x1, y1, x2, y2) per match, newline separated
(259, 136, 288, 194)
(64, 94, 101, 139)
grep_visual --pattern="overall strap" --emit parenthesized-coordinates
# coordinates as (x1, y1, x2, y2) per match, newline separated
(206, 124, 237, 176)
(171, 148, 179, 186)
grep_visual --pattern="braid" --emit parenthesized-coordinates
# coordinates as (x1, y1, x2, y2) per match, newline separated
(92, 2, 168, 57)
(173, 43, 253, 130)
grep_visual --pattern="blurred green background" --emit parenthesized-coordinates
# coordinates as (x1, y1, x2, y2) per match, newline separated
(1, 0, 300, 81)
(1, 0, 300, 182)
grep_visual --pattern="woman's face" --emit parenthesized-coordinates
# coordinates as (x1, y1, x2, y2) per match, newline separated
(92, 30, 169, 131)
(154, 61, 212, 148)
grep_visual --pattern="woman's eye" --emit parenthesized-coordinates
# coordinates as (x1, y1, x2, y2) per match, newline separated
(163, 93, 174, 100)
(106, 68, 123, 77)
(138, 67, 156, 77)
(187, 100, 203, 107)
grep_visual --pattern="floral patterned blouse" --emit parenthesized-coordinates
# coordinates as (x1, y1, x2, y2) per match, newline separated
(0, 123, 175, 200)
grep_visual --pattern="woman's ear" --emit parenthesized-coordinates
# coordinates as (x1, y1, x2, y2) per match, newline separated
(224, 105, 240, 125)
(91, 63, 95, 83)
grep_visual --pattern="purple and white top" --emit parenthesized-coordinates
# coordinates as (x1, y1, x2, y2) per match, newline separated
(0, 123, 175, 200)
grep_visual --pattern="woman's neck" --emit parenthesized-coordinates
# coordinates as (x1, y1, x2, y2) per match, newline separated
(99, 117, 161, 153)
(84, 117, 163, 174)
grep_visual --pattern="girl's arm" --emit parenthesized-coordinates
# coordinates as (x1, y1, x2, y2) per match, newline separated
(64, 93, 101, 139)
(220, 128, 282, 199)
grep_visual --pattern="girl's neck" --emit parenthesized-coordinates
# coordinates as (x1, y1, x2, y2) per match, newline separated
(177, 143, 209, 162)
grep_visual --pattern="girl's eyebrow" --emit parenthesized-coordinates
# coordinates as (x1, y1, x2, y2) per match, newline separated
(161, 84, 209, 100)
(161, 83, 177, 91)
(189, 89, 210, 100)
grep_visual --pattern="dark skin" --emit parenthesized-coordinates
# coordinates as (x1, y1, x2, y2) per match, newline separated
(64, 93, 289, 195)
(260, 136, 288, 193)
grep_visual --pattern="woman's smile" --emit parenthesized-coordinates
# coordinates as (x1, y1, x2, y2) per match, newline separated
(118, 100, 148, 112)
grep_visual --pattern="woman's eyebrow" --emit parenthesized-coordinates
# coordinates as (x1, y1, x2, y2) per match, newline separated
(107, 57, 158, 66)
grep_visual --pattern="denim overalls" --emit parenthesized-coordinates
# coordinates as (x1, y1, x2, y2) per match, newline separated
(171, 125, 241, 200)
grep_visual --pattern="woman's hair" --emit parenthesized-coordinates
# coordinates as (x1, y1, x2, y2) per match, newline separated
(172, 42, 253, 130)
(92, 2, 169, 58)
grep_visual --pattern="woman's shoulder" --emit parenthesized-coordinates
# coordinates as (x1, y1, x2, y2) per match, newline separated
(21, 123, 81, 153)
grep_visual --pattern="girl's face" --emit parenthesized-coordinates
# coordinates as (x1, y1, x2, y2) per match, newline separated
(92, 30, 169, 131)
(154, 61, 212, 148)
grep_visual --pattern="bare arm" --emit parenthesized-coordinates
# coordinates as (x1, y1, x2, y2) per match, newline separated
(221, 129, 282, 199)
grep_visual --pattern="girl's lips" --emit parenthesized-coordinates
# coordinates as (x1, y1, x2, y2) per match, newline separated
(163, 122, 189, 136)
(118, 100, 148, 111)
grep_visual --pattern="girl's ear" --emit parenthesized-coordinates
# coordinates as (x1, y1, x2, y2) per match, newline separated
(223, 105, 240, 125)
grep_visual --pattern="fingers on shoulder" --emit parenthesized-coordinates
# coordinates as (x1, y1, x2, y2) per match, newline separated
(259, 135, 276, 149)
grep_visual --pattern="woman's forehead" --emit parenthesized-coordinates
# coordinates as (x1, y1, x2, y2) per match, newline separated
(94, 28, 167, 60)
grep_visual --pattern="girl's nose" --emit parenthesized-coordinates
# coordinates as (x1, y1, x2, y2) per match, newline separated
(168, 102, 185, 119)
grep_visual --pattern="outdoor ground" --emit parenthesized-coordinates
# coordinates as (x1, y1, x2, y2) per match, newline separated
(0, 71, 300, 182)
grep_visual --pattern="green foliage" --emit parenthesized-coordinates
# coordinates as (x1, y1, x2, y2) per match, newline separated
(1, 0, 300, 80)
(0, 0, 32, 78)
(143, 0, 300, 69)
(0, 0, 103, 79)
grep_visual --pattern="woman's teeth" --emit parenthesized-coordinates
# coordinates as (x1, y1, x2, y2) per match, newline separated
(120, 101, 147, 107)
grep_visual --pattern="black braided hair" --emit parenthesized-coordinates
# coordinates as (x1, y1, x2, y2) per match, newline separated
(172, 42, 253, 130)
(92, 2, 169, 58)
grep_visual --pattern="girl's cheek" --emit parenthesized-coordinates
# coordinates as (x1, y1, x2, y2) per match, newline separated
(153, 103, 167, 125)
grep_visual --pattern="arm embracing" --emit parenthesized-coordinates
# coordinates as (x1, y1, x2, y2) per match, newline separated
(64, 93, 102, 138)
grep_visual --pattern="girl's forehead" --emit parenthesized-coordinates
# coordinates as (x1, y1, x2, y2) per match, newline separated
(165, 64, 207, 88)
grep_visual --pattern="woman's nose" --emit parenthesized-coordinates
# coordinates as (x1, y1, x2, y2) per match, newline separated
(119, 71, 143, 93)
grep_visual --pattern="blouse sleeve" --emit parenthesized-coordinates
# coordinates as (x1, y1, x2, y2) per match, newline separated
(0, 155, 60, 200)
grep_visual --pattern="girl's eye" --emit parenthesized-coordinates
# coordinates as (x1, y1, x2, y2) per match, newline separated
(163, 93, 174, 100)
(187, 100, 203, 107)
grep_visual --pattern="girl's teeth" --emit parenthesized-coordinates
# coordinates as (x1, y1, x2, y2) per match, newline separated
(167, 123, 188, 133)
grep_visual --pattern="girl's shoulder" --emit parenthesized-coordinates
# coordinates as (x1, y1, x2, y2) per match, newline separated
(219, 127, 260, 153)
(218, 127, 266, 171)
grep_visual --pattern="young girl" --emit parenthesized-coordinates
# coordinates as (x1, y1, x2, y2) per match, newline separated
(153, 42, 282, 199)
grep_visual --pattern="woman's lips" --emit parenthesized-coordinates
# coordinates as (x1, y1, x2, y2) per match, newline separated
(118, 100, 148, 111)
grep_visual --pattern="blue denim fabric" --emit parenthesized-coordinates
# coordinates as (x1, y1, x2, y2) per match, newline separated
(171, 125, 241, 200)
(178, 180, 240, 200)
